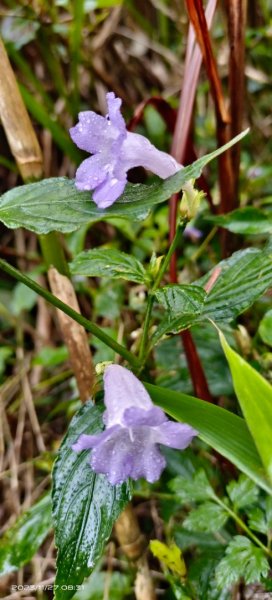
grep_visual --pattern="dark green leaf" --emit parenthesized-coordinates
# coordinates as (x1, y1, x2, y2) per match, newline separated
(183, 503, 228, 533)
(226, 475, 259, 510)
(215, 536, 269, 589)
(52, 401, 131, 600)
(155, 325, 233, 397)
(198, 247, 272, 322)
(153, 285, 206, 341)
(0, 131, 248, 234)
(169, 469, 215, 503)
(153, 247, 272, 342)
(145, 382, 272, 494)
(70, 248, 147, 284)
(0, 494, 52, 576)
(208, 206, 272, 235)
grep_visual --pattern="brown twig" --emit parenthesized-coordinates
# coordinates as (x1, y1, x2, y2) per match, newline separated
(48, 268, 94, 402)
(184, 0, 235, 218)
(226, 0, 247, 203)
(0, 37, 43, 180)
(168, 0, 217, 402)
(115, 504, 156, 600)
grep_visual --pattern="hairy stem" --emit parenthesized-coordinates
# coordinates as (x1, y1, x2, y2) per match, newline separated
(138, 223, 186, 365)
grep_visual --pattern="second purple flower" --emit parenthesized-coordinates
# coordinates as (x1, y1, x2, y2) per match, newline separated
(72, 365, 197, 485)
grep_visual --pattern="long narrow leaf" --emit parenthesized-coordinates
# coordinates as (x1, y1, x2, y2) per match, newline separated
(218, 329, 272, 485)
(145, 382, 272, 494)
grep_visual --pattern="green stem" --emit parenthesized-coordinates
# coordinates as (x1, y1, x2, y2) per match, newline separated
(39, 232, 70, 277)
(0, 259, 140, 369)
(214, 495, 272, 557)
(138, 222, 186, 365)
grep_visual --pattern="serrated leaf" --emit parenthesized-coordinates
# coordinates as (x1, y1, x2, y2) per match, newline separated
(52, 402, 131, 600)
(226, 475, 259, 510)
(183, 503, 228, 533)
(150, 540, 186, 577)
(153, 285, 206, 341)
(208, 206, 272, 235)
(153, 247, 272, 342)
(169, 469, 215, 503)
(70, 248, 147, 284)
(247, 497, 272, 535)
(199, 247, 272, 322)
(0, 494, 52, 576)
(0, 130, 248, 234)
(219, 329, 272, 484)
(215, 536, 269, 589)
(146, 382, 272, 494)
(247, 508, 268, 535)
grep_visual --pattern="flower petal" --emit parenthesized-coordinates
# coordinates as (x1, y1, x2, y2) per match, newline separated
(154, 421, 198, 449)
(72, 425, 120, 452)
(123, 406, 167, 427)
(90, 428, 134, 485)
(121, 132, 181, 179)
(92, 175, 127, 209)
(106, 92, 126, 137)
(129, 439, 166, 483)
(74, 155, 108, 191)
(103, 365, 153, 427)
(69, 111, 109, 154)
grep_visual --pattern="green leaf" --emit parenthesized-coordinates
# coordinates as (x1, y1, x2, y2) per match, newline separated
(258, 309, 272, 346)
(11, 280, 37, 315)
(145, 382, 272, 494)
(183, 503, 228, 533)
(152, 247, 272, 343)
(52, 401, 131, 600)
(226, 475, 259, 510)
(247, 496, 272, 535)
(153, 285, 206, 341)
(155, 325, 233, 397)
(0, 130, 248, 234)
(0, 494, 52, 576)
(219, 329, 272, 484)
(208, 206, 272, 235)
(153, 247, 272, 342)
(215, 536, 269, 589)
(70, 248, 147, 284)
(169, 469, 215, 503)
(247, 508, 268, 535)
(198, 247, 272, 322)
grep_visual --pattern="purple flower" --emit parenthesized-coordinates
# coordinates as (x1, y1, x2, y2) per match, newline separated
(69, 92, 181, 209)
(72, 365, 197, 485)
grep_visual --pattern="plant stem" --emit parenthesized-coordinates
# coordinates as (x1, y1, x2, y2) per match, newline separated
(0, 258, 140, 369)
(39, 232, 70, 277)
(138, 222, 186, 365)
(214, 496, 272, 557)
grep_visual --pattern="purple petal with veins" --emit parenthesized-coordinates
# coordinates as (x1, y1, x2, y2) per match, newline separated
(72, 365, 198, 485)
(69, 92, 182, 208)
